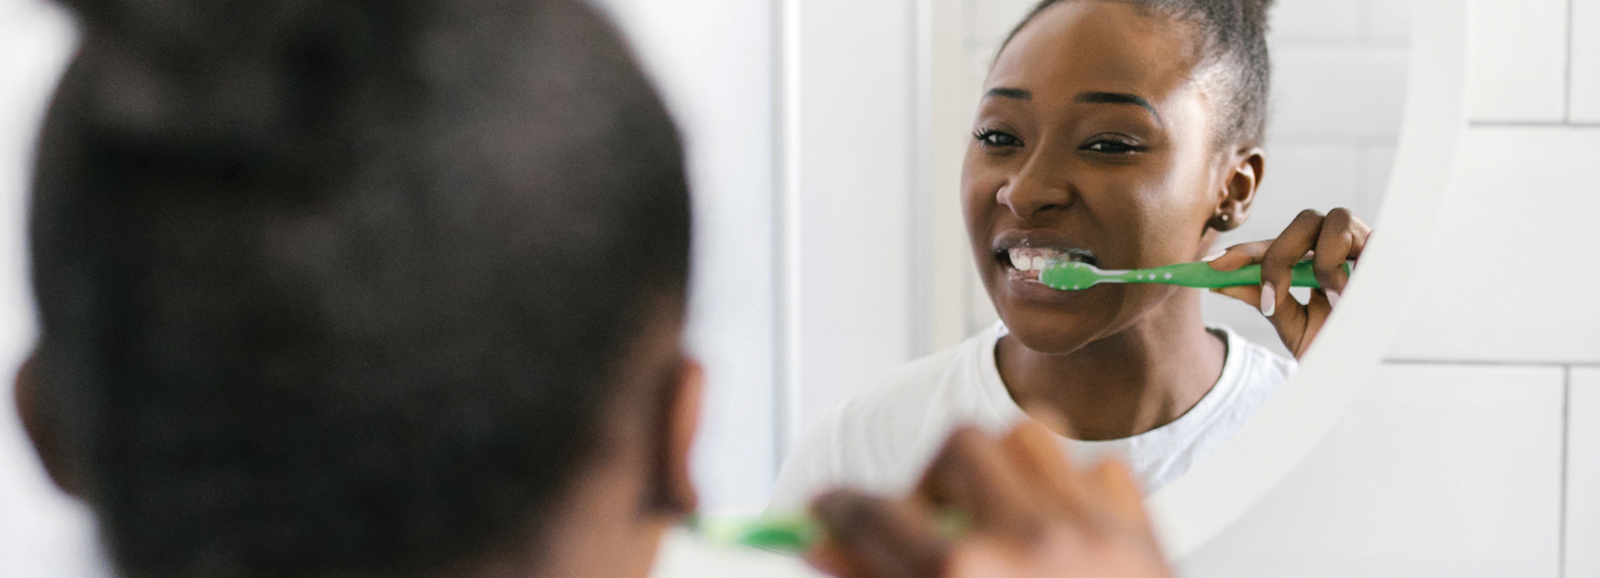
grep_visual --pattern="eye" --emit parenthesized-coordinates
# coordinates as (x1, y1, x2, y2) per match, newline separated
(974, 129, 1023, 148)
(1082, 136, 1144, 155)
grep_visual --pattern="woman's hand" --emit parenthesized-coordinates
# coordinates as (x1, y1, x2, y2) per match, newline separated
(806, 423, 1172, 578)
(1207, 208, 1371, 359)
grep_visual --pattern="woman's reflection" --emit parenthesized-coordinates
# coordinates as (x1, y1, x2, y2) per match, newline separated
(771, 0, 1370, 505)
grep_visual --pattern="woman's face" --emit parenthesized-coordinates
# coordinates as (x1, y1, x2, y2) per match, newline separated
(965, 1, 1234, 354)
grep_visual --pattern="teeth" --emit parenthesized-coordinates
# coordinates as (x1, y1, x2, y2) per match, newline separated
(1008, 247, 1077, 271)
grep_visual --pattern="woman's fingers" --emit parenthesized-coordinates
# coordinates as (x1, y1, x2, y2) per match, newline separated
(1204, 241, 1268, 272)
(1002, 421, 1091, 523)
(1210, 284, 1261, 307)
(813, 422, 1176, 578)
(1087, 460, 1152, 532)
(914, 427, 1036, 534)
(1310, 209, 1370, 298)
(811, 490, 951, 578)
(1260, 210, 1323, 318)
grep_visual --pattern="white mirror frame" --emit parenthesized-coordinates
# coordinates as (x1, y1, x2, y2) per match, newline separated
(1142, 0, 1471, 557)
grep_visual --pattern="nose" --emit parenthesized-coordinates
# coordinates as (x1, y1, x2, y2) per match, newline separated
(996, 155, 1074, 219)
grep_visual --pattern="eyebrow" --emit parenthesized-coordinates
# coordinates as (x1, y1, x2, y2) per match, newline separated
(985, 87, 1032, 100)
(1076, 91, 1163, 125)
(984, 87, 1164, 125)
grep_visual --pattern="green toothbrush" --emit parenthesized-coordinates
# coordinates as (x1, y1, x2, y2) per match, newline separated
(1039, 259, 1350, 291)
(686, 511, 970, 556)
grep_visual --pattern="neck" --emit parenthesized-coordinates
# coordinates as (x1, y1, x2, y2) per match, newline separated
(996, 289, 1226, 440)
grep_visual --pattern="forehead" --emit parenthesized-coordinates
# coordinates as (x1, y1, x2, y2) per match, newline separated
(989, 1, 1201, 102)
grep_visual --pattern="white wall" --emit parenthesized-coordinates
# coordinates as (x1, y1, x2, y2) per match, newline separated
(1181, 0, 1600, 575)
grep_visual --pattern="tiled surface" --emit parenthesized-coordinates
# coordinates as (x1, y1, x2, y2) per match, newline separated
(1567, 368, 1600, 578)
(1271, 0, 1363, 39)
(1224, 146, 1363, 245)
(1269, 46, 1410, 139)
(1358, 145, 1398, 222)
(1389, 128, 1600, 364)
(1467, 0, 1569, 122)
(1364, 0, 1415, 41)
(1572, 0, 1600, 122)
(969, 0, 1036, 49)
(1181, 364, 1565, 578)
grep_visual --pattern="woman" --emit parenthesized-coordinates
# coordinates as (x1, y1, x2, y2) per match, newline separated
(772, 0, 1369, 505)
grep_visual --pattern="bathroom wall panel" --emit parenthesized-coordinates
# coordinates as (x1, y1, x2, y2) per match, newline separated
(970, 0, 1036, 49)
(1467, 0, 1568, 122)
(1365, 0, 1415, 40)
(1571, 0, 1600, 122)
(1180, 363, 1565, 578)
(1566, 368, 1600, 578)
(1272, 0, 1364, 39)
(1389, 127, 1600, 364)
(1268, 46, 1411, 139)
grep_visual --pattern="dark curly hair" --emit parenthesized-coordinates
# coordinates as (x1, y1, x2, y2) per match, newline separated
(1002, 0, 1275, 147)
(27, 0, 690, 575)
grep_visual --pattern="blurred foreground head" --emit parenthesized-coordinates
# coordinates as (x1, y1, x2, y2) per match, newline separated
(18, 0, 698, 576)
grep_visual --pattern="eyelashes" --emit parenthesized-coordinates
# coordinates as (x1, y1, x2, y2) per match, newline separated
(973, 128, 1148, 155)
(974, 128, 1023, 148)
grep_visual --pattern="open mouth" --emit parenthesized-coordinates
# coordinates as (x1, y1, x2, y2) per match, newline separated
(999, 246, 1098, 281)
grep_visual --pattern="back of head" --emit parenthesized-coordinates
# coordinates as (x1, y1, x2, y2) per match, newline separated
(1004, 0, 1275, 147)
(28, 0, 690, 575)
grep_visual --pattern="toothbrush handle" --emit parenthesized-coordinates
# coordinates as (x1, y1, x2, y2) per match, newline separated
(1128, 260, 1348, 289)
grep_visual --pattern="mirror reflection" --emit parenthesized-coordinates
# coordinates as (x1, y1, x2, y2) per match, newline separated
(769, 0, 1408, 507)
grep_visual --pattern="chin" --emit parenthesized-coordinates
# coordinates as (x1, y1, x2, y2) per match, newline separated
(991, 282, 1125, 355)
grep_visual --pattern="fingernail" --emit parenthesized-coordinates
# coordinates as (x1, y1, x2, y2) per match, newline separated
(1260, 282, 1276, 316)
(1203, 249, 1226, 262)
(1326, 289, 1341, 307)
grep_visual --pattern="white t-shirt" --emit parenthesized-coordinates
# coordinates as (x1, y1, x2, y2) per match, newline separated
(769, 322, 1295, 509)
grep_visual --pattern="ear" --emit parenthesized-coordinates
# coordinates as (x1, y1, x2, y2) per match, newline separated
(649, 356, 702, 517)
(14, 351, 82, 497)
(1208, 147, 1265, 232)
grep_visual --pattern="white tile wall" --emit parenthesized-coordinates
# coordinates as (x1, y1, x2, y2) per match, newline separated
(1572, 0, 1600, 123)
(1389, 128, 1600, 364)
(1268, 46, 1411, 139)
(1180, 363, 1566, 577)
(1568, 368, 1600, 578)
(1365, 0, 1415, 41)
(1272, 0, 1363, 39)
(1468, 0, 1569, 122)
(970, 0, 1037, 51)
(1358, 145, 1398, 221)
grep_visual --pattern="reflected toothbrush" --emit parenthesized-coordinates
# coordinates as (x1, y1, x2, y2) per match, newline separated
(1039, 259, 1351, 291)
(686, 511, 970, 556)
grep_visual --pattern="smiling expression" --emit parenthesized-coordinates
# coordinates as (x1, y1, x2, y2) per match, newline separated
(964, 1, 1243, 354)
